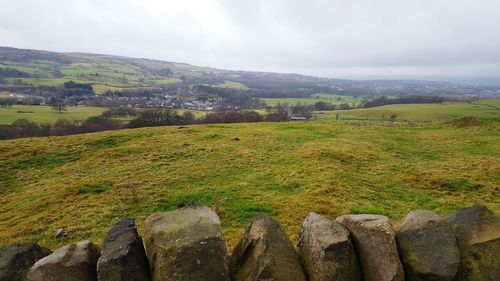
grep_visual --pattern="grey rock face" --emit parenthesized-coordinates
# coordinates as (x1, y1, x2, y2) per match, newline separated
(26, 240, 101, 281)
(97, 218, 151, 281)
(230, 214, 307, 281)
(298, 213, 361, 281)
(446, 205, 500, 281)
(396, 210, 459, 281)
(0, 242, 52, 281)
(336, 214, 404, 281)
(143, 206, 229, 281)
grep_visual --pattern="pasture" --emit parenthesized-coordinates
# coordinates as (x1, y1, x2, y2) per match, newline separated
(215, 80, 249, 90)
(0, 105, 105, 124)
(316, 99, 500, 122)
(1, 115, 498, 250)
(0, 61, 182, 92)
(260, 93, 363, 106)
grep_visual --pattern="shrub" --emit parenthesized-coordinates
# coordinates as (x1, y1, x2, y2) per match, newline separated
(80, 116, 123, 133)
(128, 108, 180, 128)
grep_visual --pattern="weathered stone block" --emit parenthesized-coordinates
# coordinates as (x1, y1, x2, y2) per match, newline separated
(397, 210, 459, 281)
(0, 242, 52, 281)
(144, 206, 229, 281)
(230, 214, 306, 281)
(298, 212, 360, 281)
(27, 240, 100, 281)
(97, 218, 151, 281)
(446, 205, 500, 281)
(336, 214, 404, 281)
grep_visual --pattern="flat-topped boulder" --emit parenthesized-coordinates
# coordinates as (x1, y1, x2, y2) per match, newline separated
(143, 206, 229, 281)
(446, 205, 500, 281)
(298, 213, 360, 281)
(230, 214, 306, 281)
(397, 210, 459, 281)
(27, 240, 100, 281)
(97, 218, 151, 281)
(0, 242, 52, 281)
(336, 214, 404, 281)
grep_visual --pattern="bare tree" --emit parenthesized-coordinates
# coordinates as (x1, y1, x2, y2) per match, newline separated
(50, 97, 66, 113)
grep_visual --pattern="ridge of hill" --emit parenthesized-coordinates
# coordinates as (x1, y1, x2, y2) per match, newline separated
(1, 46, 498, 98)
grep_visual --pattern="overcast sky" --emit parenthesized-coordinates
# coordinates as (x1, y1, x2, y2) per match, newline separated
(1, 0, 500, 82)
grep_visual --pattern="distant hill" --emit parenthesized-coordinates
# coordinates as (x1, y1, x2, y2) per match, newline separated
(1, 46, 498, 98)
(0, 46, 339, 96)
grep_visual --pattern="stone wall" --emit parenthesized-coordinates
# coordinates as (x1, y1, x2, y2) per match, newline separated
(1, 205, 498, 281)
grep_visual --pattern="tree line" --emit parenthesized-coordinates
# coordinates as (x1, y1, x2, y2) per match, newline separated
(0, 67, 33, 78)
(360, 95, 471, 108)
(0, 117, 122, 139)
(0, 108, 292, 140)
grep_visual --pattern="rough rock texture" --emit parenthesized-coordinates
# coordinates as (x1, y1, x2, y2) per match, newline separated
(230, 214, 306, 281)
(396, 210, 459, 281)
(143, 206, 229, 281)
(0, 242, 52, 281)
(26, 240, 100, 281)
(97, 218, 151, 281)
(336, 214, 404, 281)
(298, 213, 360, 281)
(446, 205, 500, 281)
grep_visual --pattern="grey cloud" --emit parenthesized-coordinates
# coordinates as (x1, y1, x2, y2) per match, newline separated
(0, 0, 499, 79)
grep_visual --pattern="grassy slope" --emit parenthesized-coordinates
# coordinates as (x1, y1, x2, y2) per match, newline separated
(260, 93, 363, 106)
(0, 106, 209, 125)
(318, 99, 500, 121)
(0, 105, 105, 124)
(215, 80, 249, 90)
(1, 119, 498, 250)
(1, 60, 184, 94)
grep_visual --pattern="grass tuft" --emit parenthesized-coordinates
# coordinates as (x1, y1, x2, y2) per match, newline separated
(78, 183, 112, 195)
(440, 179, 482, 192)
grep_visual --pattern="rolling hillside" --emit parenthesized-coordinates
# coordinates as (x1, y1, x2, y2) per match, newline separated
(0, 48, 200, 93)
(0, 105, 105, 125)
(2, 46, 498, 99)
(1, 118, 498, 250)
(0, 46, 334, 94)
(318, 99, 500, 122)
(260, 93, 364, 106)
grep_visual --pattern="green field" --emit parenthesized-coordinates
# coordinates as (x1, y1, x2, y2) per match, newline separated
(0, 60, 184, 93)
(260, 93, 363, 106)
(1, 111, 498, 250)
(4, 77, 86, 87)
(0, 105, 105, 124)
(316, 100, 500, 122)
(215, 80, 249, 90)
(150, 77, 182, 85)
(91, 84, 139, 94)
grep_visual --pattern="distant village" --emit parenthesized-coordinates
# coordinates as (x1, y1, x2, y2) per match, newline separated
(5, 86, 224, 111)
